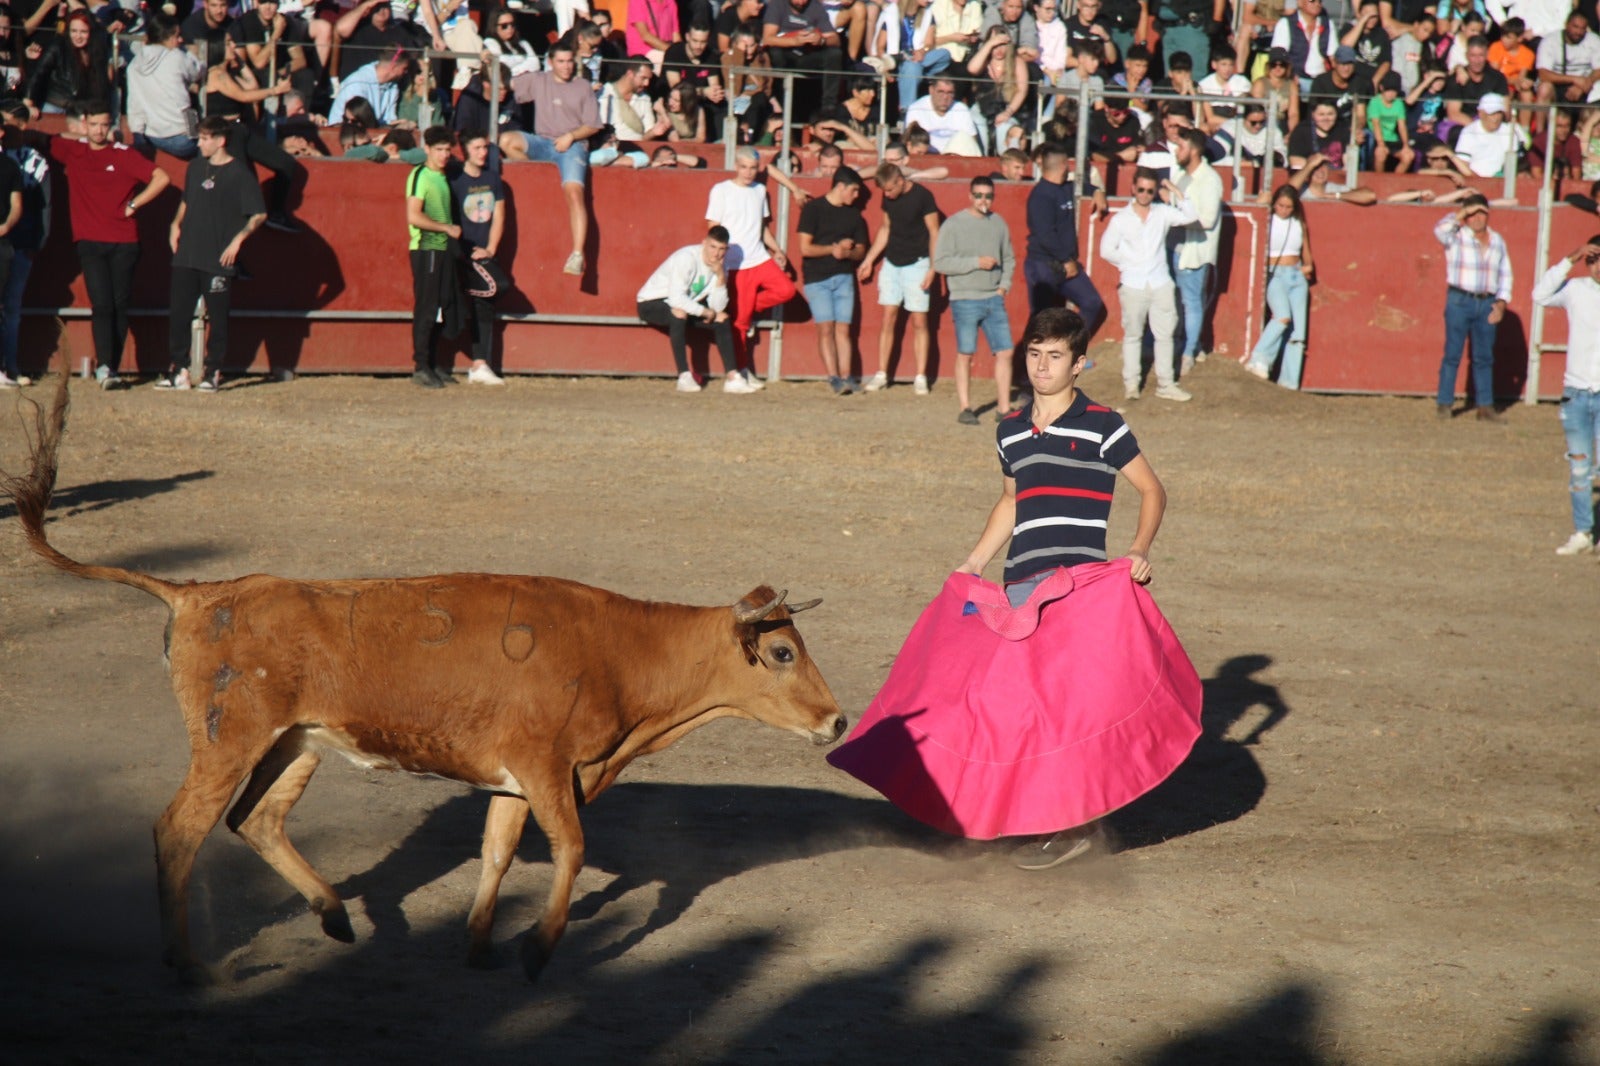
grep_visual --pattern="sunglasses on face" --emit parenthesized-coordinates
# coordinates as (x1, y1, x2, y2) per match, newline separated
(497, 20, 514, 27)
(1134, 185, 1157, 194)
(972, 192, 994, 199)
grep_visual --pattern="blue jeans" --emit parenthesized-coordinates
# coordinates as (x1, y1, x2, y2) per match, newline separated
(520, 132, 589, 185)
(1251, 267, 1309, 389)
(1560, 387, 1600, 534)
(803, 272, 855, 323)
(1, 247, 32, 379)
(1174, 263, 1213, 360)
(897, 48, 952, 114)
(1437, 288, 1498, 407)
(951, 293, 1013, 355)
(134, 133, 198, 160)
(1024, 255, 1106, 338)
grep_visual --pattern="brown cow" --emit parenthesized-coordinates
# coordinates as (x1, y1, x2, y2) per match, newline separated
(0, 370, 847, 984)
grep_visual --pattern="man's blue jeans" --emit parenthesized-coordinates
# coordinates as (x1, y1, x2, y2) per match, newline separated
(134, 133, 198, 160)
(897, 48, 952, 114)
(1437, 288, 1498, 408)
(1174, 262, 1213, 360)
(1560, 387, 1600, 534)
(1, 247, 32, 379)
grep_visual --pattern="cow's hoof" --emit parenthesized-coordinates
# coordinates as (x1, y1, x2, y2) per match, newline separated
(313, 900, 355, 944)
(519, 933, 549, 983)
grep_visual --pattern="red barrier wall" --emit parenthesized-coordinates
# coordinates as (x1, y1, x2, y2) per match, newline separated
(18, 143, 1577, 399)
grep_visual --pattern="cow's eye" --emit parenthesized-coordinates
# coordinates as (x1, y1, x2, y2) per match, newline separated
(772, 645, 795, 664)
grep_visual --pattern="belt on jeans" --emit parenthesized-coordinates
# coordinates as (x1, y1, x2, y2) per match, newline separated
(1448, 286, 1496, 299)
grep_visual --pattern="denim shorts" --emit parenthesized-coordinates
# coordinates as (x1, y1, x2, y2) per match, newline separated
(803, 272, 856, 323)
(950, 293, 1013, 355)
(520, 132, 589, 185)
(877, 257, 931, 312)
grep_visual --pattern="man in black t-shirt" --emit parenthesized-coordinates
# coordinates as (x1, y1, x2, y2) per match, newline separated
(1088, 101, 1142, 160)
(1307, 45, 1373, 143)
(160, 116, 266, 393)
(858, 162, 939, 393)
(797, 167, 868, 393)
(447, 130, 510, 385)
(715, 0, 764, 52)
(181, 0, 232, 55)
(1444, 36, 1509, 125)
(664, 23, 727, 135)
(763, 0, 843, 109)
(335, 0, 417, 79)
(1287, 99, 1348, 168)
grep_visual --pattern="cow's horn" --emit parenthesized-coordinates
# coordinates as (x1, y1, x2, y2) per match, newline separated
(787, 598, 822, 613)
(734, 589, 787, 625)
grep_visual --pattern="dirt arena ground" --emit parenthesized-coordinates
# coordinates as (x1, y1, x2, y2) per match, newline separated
(0, 350, 1594, 1065)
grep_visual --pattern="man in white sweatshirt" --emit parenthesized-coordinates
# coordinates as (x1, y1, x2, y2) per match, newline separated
(636, 227, 748, 393)
(1099, 167, 1198, 402)
(127, 15, 204, 160)
(1534, 235, 1600, 555)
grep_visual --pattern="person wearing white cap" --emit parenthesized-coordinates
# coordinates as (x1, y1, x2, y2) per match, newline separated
(1438, 92, 1530, 177)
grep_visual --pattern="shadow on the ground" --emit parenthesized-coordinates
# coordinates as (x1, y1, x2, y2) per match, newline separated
(1112, 653, 1289, 849)
(0, 469, 214, 523)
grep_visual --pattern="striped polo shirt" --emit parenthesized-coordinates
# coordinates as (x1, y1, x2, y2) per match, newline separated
(997, 391, 1141, 585)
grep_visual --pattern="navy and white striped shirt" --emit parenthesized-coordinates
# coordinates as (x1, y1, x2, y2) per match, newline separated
(997, 391, 1141, 585)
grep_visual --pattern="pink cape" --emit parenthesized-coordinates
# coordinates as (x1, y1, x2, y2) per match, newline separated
(826, 561, 1203, 840)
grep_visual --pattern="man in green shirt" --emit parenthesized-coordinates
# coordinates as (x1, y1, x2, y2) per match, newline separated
(407, 126, 464, 389)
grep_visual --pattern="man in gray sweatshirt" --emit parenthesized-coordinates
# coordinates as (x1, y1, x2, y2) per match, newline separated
(934, 175, 1017, 424)
(127, 16, 204, 160)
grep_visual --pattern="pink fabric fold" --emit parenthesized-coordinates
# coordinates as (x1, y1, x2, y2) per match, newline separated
(827, 560, 1203, 840)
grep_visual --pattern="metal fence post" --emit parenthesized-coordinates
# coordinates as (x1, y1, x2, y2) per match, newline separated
(766, 71, 795, 384)
(1524, 103, 1559, 406)
(188, 298, 207, 382)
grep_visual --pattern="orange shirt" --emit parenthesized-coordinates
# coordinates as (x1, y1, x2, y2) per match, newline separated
(1487, 40, 1535, 82)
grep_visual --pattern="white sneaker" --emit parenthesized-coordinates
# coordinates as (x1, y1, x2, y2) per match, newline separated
(741, 369, 765, 391)
(0, 372, 16, 389)
(1246, 362, 1270, 380)
(676, 371, 701, 393)
(1179, 355, 1195, 376)
(154, 368, 191, 391)
(1195, 351, 1210, 363)
(467, 364, 505, 385)
(562, 251, 584, 276)
(723, 373, 757, 394)
(864, 370, 889, 392)
(1556, 530, 1595, 556)
(1124, 384, 1140, 401)
(913, 374, 929, 395)
(1154, 383, 1192, 402)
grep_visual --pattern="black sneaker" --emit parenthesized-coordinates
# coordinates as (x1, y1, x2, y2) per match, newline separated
(956, 408, 980, 425)
(412, 369, 444, 389)
(433, 366, 458, 385)
(264, 213, 303, 234)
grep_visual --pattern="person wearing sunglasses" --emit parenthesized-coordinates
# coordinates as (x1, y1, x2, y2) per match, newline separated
(1251, 44, 1301, 133)
(934, 175, 1017, 424)
(481, 6, 541, 79)
(1099, 168, 1196, 402)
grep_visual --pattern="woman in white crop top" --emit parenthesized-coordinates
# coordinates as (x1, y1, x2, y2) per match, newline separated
(1248, 184, 1316, 389)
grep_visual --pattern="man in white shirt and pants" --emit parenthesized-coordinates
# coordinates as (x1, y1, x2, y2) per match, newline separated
(1534, 235, 1600, 555)
(1100, 166, 1199, 402)
(1170, 127, 1223, 377)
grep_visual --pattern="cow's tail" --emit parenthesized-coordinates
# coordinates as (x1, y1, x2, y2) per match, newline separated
(2, 334, 181, 607)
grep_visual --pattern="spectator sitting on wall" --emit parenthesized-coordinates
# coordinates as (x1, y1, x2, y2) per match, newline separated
(904, 78, 983, 156)
(328, 49, 411, 126)
(1536, 11, 1600, 106)
(279, 118, 330, 157)
(502, 38, 604, 277)
(647, 144, 708, 167)
(637, 226, 741, 392)
(127, 14, 204, 160)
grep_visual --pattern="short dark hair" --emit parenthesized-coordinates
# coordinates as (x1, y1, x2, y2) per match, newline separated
(706, 224, 730, 243)
(1125, 43, 1151, 63)
(832, 165, 863, 188)
(1020, 308, 1090, 360)
(1461, 192, 1490, 209)
(1501, 16, 1524, 34)
(1466, 33, 1489, 49)
(1168, 50, 1192, 72)
(422, 125, 454, 148)
(1072, 39, 1100, 58)
(1177, 127, 1207, 153)
(874, 162, 903, 184)
(969, 175, 995, 193)
(1037, 140, 1070, 167)
(197, 115, 231, 138)
(458, 128, 490, 147)
(146, 12, 180, 45)
(1132, 166, 1160, 188)
(818, 142, 844, 161)
(384, 127, 418, 150)
(75, 99, 113, 119)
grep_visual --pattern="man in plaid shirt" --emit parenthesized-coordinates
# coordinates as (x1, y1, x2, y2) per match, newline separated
(1434, 194, 1512, 423)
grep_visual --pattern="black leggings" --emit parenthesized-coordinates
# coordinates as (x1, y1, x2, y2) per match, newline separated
(167, 266, 232, 375)
(226, 122, 299, 217)
(77, 240, 138, 371)
(637, 298, 737, 376)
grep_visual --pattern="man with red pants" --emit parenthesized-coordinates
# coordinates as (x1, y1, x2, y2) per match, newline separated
(705, 146, 797, 389)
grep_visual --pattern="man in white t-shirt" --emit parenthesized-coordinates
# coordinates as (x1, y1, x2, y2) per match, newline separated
(904, 77, 983, 156)
(704, 147, 798, 385)
(1445, 93, 1529, 177)
(1535, 11, 1600, 105)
